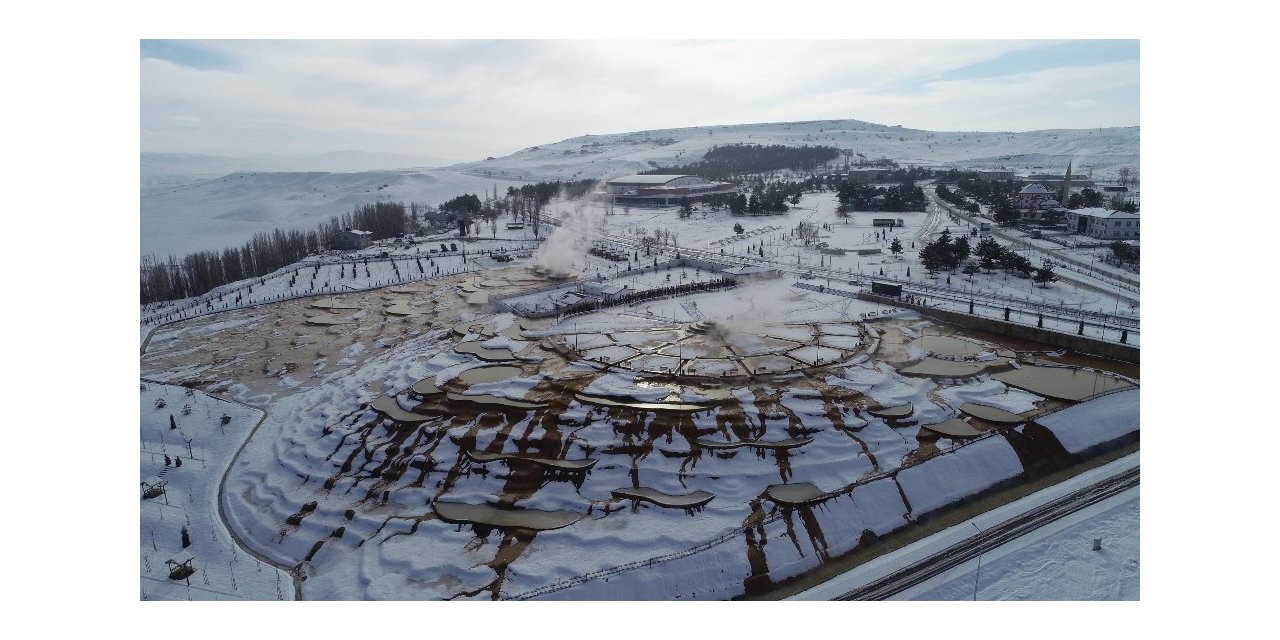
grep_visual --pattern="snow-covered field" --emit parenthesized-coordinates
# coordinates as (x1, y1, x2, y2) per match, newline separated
(138, 118, 1140, 601)
(141, 253, 1138, 600)
(793, 452, 1140, 601)
(139, 382, 294, 600)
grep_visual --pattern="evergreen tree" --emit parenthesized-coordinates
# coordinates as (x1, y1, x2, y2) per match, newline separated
(919, 242, 946, 276)
(975, 237, 1002, 261)
(993, 197, 1020, 226)
(1033, 262, 1057, 288)
(951, 236, 971, 270)
(980, 255, 996, 274)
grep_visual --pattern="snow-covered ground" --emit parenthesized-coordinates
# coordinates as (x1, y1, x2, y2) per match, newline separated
(139, 382, 294, 600)
(792, 452, 1139, 601)
(140, 256, 1138, 600)
(137, 119, 1140, 602)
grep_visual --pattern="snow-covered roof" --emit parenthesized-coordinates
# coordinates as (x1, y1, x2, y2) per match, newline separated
(343, 229, 372, 236)
(1019, 183, 1053, 195)
(1069, 208, 1138, 220)
(1070, 207, 1111, 217)
(1103, 210, 1139, 219)
(607, 174, 693, 185)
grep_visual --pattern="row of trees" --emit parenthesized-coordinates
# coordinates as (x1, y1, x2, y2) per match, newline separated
(675, 179, 803, 216)
(142, 176, 606, 304)
(642, 144, 840, 179)
(935, 185, 980, 214)
(141, 202, 409, 304)
(918, 232, 1057, 286)
(836, 181, 926, 213)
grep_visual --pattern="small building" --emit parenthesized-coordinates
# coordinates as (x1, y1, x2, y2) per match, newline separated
(847, 167, 894, 184)
(606, 174, 737, 207)
(1063, 208, 1140, 240)
(334, 229, 373, 251)
(976, 169, 1015, 181)
(1016, 183, 1056, 210)
(582, 281, 629, 301)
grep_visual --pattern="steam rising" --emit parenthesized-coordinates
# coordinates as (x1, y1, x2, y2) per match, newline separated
(535, 199, 604, 275)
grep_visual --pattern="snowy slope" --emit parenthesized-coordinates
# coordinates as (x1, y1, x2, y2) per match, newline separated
(141, 118, 1137, 260)
(447, 119, 1139, 183)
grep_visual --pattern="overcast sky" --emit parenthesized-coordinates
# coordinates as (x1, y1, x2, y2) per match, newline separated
(141, 39, 1138, 167)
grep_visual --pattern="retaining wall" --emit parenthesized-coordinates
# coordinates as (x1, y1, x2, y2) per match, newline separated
(857, 293, 1140, 364)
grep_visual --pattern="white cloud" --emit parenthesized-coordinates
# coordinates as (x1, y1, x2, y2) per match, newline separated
(141, 40, 1138, 164)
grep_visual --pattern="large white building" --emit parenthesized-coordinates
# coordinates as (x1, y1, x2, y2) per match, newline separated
(1064, 208, 1140, 240)
(606, 174, 737, 206)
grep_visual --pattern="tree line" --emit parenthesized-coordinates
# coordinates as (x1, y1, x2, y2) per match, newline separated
(918, 231, 1057, 287)
(142, 177, 602, 305)
(641, 144, 840, 180)
(836, 181, 926, 213)
(141, 202, 409, 304)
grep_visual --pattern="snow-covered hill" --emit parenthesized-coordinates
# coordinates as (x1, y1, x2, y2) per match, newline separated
(141, 118, 1138, 259)
(447, 119, 1139, 183)
(142, 150, 441, 178)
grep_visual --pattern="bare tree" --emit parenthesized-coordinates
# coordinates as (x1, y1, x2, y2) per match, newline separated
(796, 221, 820, 246)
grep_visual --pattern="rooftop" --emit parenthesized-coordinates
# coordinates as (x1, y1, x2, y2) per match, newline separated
(608, 174, 695, 185)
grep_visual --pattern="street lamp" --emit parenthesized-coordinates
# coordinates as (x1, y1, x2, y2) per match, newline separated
(971, 522, 983, 601)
